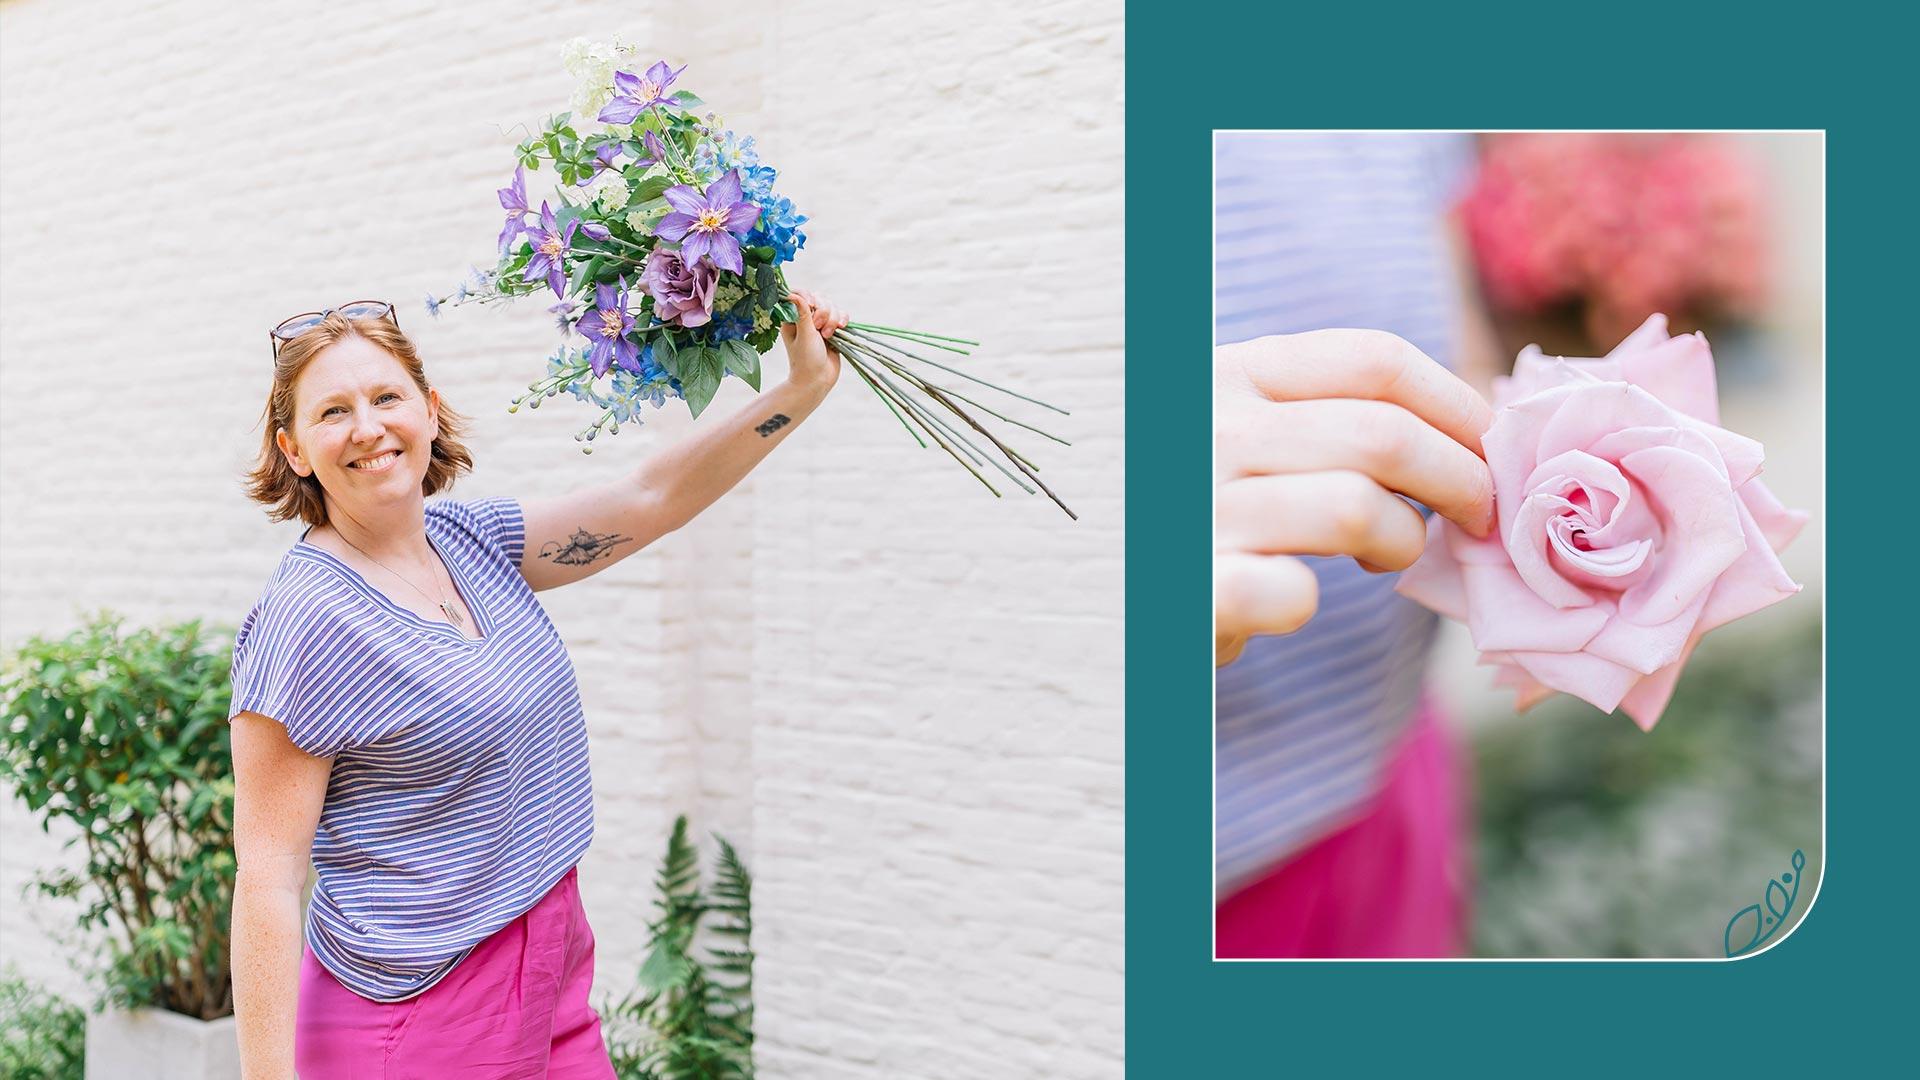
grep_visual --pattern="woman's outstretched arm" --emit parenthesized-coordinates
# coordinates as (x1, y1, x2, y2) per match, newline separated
(514, 290, 847, 592)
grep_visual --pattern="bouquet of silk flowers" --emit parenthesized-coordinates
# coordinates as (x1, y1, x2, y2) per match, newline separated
(432, 39, 1075, 518)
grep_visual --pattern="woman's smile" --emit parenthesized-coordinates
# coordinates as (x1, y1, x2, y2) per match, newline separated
(348, 450, 401, 475)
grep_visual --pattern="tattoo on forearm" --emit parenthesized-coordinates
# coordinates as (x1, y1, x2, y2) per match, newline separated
(755, 413, 792, 437)
(539, 527, 634, 566)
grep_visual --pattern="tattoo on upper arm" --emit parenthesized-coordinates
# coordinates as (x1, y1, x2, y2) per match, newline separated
(539, 527, 634, 566)
(755, 413, 792, 437)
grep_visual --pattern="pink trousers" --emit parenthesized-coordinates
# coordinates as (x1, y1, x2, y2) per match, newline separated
(1215, 702, 1472, 958)
(295, 865, 615, 1078)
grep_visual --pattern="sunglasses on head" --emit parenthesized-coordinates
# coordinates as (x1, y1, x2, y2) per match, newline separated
(268, 300, 398, 358)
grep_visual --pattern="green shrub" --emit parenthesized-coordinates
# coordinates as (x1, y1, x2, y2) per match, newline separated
(0, 964, 86, 1080)
(0, 612, 238, 1019)
(602, 815, 754, 1080)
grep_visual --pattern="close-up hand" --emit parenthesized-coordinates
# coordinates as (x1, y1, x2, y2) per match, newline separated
(781, 289, 848, 394)
(1214, 329, 1497, 666)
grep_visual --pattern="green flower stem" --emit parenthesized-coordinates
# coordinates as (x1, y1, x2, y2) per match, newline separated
(871, 351, 1044, 472)
(930, 380, 1076, 519)
(837, 339, 1036, 494)
(647, 105, 702, 185)
(850, 337, 1075, 516)
(846, 325, 974, 356)
(838, 341, 973, 460)
(860, 348, 1045, 475)
(839, 328, 1069, 416)
(845, 358, 927, 448)
(510, 359, 594, 411)
(845, 322, 981, 347)
(862, 355, 1068, 449)
(846, 353, 999, 497)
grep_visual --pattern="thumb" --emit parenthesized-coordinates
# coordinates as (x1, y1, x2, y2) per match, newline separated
(785, 293, 821, 344)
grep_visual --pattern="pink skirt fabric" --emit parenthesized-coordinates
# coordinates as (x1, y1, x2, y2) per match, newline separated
(295, 865, 615, 1078)
(1215, 701, 1472, 958)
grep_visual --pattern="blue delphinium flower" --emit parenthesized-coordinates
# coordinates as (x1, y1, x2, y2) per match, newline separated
(550, 349, 596, 404)
(739, 163, 778, 204)
(746, 195, 808, 263)
(695, 130, 759, 176)
(710, 310, 752, 342)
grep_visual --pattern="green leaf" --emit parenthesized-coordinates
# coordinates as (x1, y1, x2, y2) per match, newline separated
(636, 940, 695, 994)
(566, 255, 605, 297)
(672, 90, 705, 109)
(719, 340, 762, 392)
(631, 174, 674, 204)
(653, 331, 680, 376)
(667, 345, 724, 419)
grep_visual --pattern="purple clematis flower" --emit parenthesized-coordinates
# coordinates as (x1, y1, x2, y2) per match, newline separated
(521, 201, 613, 298)
(597, 61, 687, 124)
(497, 166, 529, 252)
(656, 170, 759, 275)
(578, 280, 640, 377)
(575, 143, 623, 187)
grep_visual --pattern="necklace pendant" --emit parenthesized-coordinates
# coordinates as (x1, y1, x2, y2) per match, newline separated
(440, 601, 463, 628)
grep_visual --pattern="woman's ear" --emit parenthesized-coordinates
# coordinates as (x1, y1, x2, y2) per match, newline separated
(426, 386, 441, 440)
(275, 427, 310, 477)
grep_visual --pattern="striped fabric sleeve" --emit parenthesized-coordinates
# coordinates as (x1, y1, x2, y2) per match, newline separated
(463, 496, 526, 565)
(228, 586, 352, 758)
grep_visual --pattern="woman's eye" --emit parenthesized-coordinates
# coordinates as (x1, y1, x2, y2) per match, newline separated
(322, 393, 399, 418)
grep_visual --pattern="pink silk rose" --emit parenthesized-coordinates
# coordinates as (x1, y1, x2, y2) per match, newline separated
(1395, 314, 1808, 730)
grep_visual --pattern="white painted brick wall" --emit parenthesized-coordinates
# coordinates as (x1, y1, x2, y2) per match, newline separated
(0, 1, 1124, 1075)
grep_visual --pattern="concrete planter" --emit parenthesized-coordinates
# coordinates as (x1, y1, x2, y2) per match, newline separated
(85, 1006, 240, 1080)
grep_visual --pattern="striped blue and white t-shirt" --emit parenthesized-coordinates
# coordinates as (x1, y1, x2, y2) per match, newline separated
(1215, 132, 1474, 895)
(228, 496, 595, 1002)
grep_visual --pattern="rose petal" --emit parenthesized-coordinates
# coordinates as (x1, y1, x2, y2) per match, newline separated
(1510, 492, 1600, 607)
(1460, 560, 1610, 653)
(1614, 330, 1721, 425)
(1483, 382, 1586, 545)
(1694, 495, 1803, 635)
(1395, 516, 1469, 619)
(1616, 444, 1747, 623)
(1739, 477, 1810, 552)
(1603, 312, 1673, 358)
(1489, 661, 1557, 712)
(1506, 648, 1643, 714)
(1586, 589, 1708, 675)
(1511, 450, 1645, 604)
(1617, 635, 1701, 732)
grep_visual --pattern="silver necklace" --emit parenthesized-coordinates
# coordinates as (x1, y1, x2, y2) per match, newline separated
(331, 529, 470, 633)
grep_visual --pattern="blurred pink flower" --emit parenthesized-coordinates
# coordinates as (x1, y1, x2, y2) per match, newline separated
(1460, 135, 1767, 341)
(1396, 315, 1806, 730)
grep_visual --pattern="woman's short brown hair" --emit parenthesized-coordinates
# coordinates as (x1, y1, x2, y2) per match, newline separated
(244, 312, 474, 526)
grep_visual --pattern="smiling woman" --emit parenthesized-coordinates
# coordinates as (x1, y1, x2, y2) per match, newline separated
(226, 290, 847, 1078)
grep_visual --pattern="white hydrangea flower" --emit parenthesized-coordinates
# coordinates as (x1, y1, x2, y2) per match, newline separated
(596, 182, 631, 212)
(560, 37, 593, 77)
(714, 281, 748, 309)
(563, 35, 650, 128)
